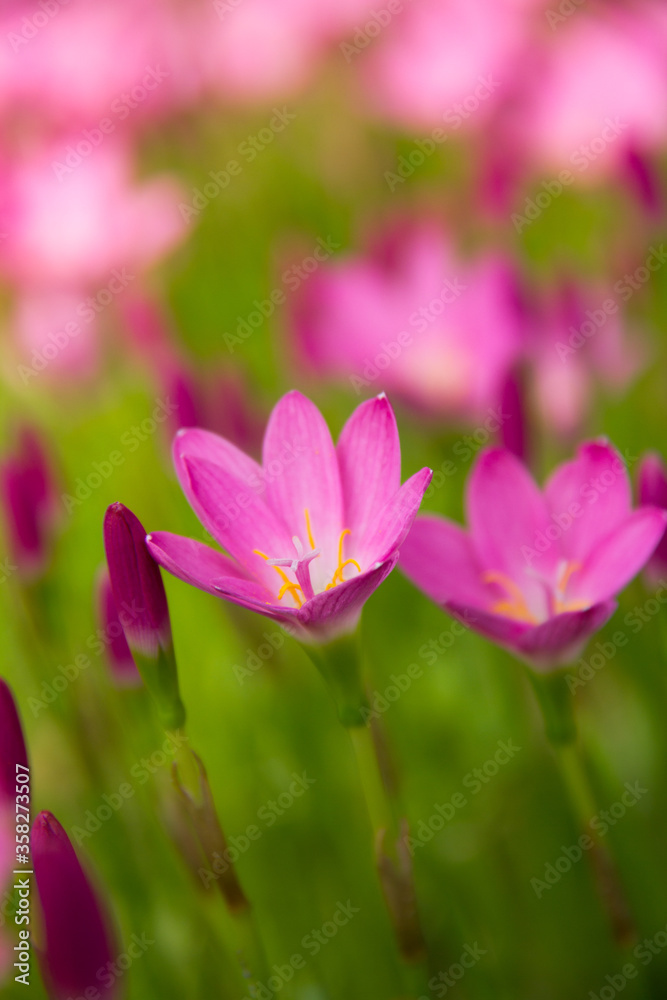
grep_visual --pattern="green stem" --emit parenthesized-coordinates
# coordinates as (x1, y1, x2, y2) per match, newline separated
(529, 668, 636, 948)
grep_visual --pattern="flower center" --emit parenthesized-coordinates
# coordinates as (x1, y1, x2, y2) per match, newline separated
(483, 560, 587, 624)
(253, 508, 361, 608)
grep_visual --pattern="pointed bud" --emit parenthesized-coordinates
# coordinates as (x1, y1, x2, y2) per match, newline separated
(95, 567, 142, 687)
(0, 679, 28, 806)
(103, 503, 185, 729)
(499, 368, 529, 464)
(638, 452, 667, 581)
(0, 426, 58, 580)
(172, 751, 248, 913)
(32, 811, 117, 1000)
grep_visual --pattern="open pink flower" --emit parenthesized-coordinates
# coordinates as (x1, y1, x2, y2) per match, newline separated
(400, 442, 666, 670)
(147, 391, 431, 643)
(292, 220, 522, 422)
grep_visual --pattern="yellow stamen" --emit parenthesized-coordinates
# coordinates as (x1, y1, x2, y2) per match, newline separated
(326, 529, 362, 589)
(554, 561, 585, 614)
(253, 549, 304, 607)
(558, 561, 581, 593)
(483, 570, 537, 624)
(304, 508, 316, 550)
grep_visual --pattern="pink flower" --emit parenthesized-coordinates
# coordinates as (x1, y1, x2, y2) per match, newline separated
(0, 0, 191, 128)
(358, 0, 536, 131)
(638, 452, 667, 584)
(0, 139, 186, 288)
(511, 2, 667, 182)
(293, 220, 522, 422)
(400, 442, 666, 670)
(147, 391, 431, 643)
(529, 281, 644, 436)
(0, 426, 59, 580)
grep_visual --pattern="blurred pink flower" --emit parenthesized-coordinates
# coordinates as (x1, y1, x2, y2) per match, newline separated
(11, 292, 100, 384)
(359, 0, 541, 131)
(0, 0, 193, 129)
(193, 0, 380, 103)
(528, 281, 644, 436)
(638, 452, 667, 584)
(400, 442, 667, 671)
(0, 139, 186, 288)
(510, 2, 667, 182)
(0, 426, 59, 580)
(293, 220, 523, 422)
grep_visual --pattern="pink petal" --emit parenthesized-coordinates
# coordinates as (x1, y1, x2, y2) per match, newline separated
(181, 456, 293, 591)
(445, 601, 529, 647)
(213, 576, 297, 625)
(515, 602, 618, 671)
(262, 390, 343, 558)
(173, 427, 263, 495)
(568, 507, 667, 604)
(146, 531, 247, 596)
(337, 394, 401, 547)
(544, 440, 632, 564)
(466, 448, 554, 579)
(296, 557, 397, 640)
(359, 468, 432, 566)
(399, 514, 490, 609)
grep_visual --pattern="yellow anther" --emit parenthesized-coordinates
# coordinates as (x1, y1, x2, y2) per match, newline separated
(253, 549, 304, 608)
(327, 529, 361, 589)
(557, 561, 581, 593)
(483, 570, 537, 624)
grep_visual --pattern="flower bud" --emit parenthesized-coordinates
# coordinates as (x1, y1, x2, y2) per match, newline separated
(32, 811, 117, 1000)
(0, 426, 57, 580)
(103, 503, 185, 729)
(0, 678, 28, 805)
(638, 452, 667, 581)
(95, 567, 141, 687)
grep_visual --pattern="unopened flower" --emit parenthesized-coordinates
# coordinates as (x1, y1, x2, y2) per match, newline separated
(95, 567, 142, 687)
(147, 391, 431, 643)
(32, 811, 117, 1000)
(400, 442, 666, 670)
(104, 503, 184, 727)
(0, 426, 58, 580)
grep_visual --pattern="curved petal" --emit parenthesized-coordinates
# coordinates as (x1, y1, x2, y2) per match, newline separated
(213, 576, 298, 625)
(466, 447, 555, 579)
(359, 468, 432, 566)
(568, 507, 667, 604)
(544, 440, 632, 563)
(173, 427, 264, 494)
(262, 391, 343, 559)
(399, 514, 490, 608)
(181, 456, 293, 591)
(296, 557, 397, 640)
(146, 531, 247, 596)
(337, 394, 401, 547)
(516, 602, 617, 672)
(445, 601, 530, 648)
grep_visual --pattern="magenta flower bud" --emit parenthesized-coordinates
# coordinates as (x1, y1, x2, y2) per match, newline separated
(104, 503, 184, 728)
(95, 567, 141, 687)
(0, 678, 28, 806)
(32, 811, 117, 1000)
(0, 426, 57, 580)
(638, 452, 667, 582)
